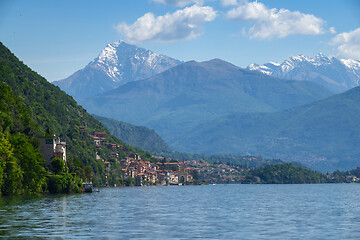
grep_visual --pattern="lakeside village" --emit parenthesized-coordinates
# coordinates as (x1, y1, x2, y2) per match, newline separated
(39, 128, 360, 190)
(39, 129, 197, 189)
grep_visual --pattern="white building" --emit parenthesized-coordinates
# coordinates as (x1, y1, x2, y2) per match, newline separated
(40, 136, 66, 167)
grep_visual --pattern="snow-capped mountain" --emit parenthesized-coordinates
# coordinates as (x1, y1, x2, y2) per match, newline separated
(247, 54, 360, 93)
(53, 40, 182, 99)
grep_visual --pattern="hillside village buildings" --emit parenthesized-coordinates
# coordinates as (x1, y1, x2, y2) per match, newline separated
(38, 129, 271, 186)
(40, 129, 360, 186)
(120, 159, 194, 186)
(87, 128, 196, 186)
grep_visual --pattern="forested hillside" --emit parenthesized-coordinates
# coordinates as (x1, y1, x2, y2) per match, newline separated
(0, 42, 156, 194)
(94, 115, 172, 154)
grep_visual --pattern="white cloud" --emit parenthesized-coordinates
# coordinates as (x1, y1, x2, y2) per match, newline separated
(151, 0, 204, 7)
(331, 28, 360, 60)
(329, 27, 336, 34)
(116, 5, 217, 43)
(226, 1, 325, 40)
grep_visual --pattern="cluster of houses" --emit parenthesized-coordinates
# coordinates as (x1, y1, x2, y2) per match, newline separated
(87, 129, 195, 186)
(39, 132, 360, 186)
(120, 157, 194, 186)
(89, 131, 108, 149)
(182, 160, 249, 184)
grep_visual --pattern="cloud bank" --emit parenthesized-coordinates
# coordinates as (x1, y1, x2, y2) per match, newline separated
(226, 1, 326, 39)
(331, 28, 360, 60)
(116, 5, 216, 43)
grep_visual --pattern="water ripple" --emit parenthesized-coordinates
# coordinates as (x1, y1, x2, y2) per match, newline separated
(1, 184, 360, 239)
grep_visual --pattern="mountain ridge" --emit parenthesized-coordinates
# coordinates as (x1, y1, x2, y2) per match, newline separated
(79, 58, 333, 145)
(53, 40, 182, 99)
(247, 53, 360, 93)
(172, 86, 360, 172)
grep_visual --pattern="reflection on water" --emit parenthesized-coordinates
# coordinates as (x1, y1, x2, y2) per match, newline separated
(1, 184, 360, 239)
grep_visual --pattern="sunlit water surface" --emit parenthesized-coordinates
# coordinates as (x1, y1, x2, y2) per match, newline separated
(1, 184, 360, 239)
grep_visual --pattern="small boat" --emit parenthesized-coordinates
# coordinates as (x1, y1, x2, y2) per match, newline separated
(83, 183, 93, 193)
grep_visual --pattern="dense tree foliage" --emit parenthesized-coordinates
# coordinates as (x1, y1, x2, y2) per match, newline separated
(0, 83, 46, 195)
(164, 152, 283, 168)
(47, 173, 82, 194)
(51, 158, 65, 175)
(248, 163, 326, 184)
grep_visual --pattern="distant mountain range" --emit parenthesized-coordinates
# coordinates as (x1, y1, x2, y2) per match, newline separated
(57, 41, 360, 172)
(247, 53, 360, 93)
(79, 58, 332, 145)
(53, 40, 182, 99)
(173, 86, 360, 172)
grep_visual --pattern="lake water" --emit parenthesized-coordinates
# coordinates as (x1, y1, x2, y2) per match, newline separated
(1, 184, 360, 239)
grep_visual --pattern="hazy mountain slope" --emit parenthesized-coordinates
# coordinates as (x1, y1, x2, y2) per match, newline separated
(80, 59, 332, 143)
(247, 53, 360, 93)
(53, 40, 182, 99)
(93, 115, 172, 154)
(173, 87, 360, 172)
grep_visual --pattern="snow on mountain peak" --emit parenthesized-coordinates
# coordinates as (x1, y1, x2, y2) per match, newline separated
(87, 40, 183, 83)
(315, 52, 326, 58)
(249, 53, 336, 75)
(269, 61, 281, 66)
(54, 40, 182, 99)
(341, 59, 360, 79)
(247, 63, 272, 75)
(247, 53, 360, 93)
(98, 43, 118, 64)
(341, 59, 360, 69)
(290, 55, 307, 62)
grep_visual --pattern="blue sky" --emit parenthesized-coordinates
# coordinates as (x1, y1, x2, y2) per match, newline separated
(0, 0, 359, 82)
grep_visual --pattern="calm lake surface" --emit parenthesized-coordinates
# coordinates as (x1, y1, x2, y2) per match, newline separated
(1, 184, 360, 239)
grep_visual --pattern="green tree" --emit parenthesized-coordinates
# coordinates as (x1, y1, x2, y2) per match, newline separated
(3, 155, 23, 195)
(10, 134, 46, 193)
(84, 165, 93, 182)
(0, 134, 11, 192)
(51, 158, 65, 174)
(0, 134, 24, 195)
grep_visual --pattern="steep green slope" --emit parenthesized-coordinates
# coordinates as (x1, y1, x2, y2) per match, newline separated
(93, 115, 172, 154)
(0, 82, 46, 195)
(174, 87, 360, 172)
(0, 42, 156, 192)
(0, 42, 104, 164)
(80, 59, 332, 144)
